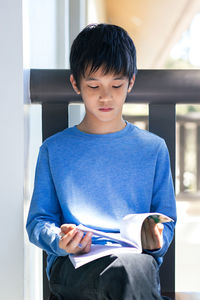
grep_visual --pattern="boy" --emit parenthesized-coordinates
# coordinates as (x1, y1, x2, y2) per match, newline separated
(26, 24, 176, 299)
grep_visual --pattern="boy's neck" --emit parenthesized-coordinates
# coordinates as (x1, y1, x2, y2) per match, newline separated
(77, 118, 127, 135)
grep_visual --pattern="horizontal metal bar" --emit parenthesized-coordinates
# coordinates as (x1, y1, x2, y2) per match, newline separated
(30, 69, 200, 104)
(124, 114, 200, 124)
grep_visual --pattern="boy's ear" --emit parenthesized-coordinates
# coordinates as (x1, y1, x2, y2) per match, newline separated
(128, 75, 135, 93)
(70, 74, 81, 94)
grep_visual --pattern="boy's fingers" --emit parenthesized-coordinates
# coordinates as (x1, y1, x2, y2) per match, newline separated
(141, 221, 148, 249)
(59, 226, 93, 254)
(153, 223, 164, 248)
(142, 219, 154, 246)
(148, 218, 158, 244)
(60, 224, 76, 234)
(59, 227, 78, 249)
(82, 237, 92, 253)
(79, 232, 93, 251)
(150, 221, 163, 249)
(66, 230, 84, 252)
(67, 231, 93, 254)
(142, 218, 163, 250)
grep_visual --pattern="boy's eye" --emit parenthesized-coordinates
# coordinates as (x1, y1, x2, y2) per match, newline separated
(112, 84, 122, 89)
(88, 85, 99, 89)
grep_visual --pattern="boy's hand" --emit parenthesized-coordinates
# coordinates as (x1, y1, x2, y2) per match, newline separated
(141, 218, 164, 250)
(59, 224, 93, 254)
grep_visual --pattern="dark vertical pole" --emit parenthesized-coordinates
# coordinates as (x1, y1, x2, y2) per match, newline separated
(42, 103, 69, 140)
(149, 104, 176, 295)
(42, 103, 69, 300)
(197, 125, 200, 191)
(179, 124, 185, 192)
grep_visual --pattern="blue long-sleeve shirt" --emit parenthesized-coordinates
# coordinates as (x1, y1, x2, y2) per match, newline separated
(26, 120, 176, 279)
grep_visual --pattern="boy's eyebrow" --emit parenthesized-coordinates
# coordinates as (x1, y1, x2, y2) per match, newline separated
(85, 77, 98, 81)
(85, 76, 126, 81)
(113, 76, 126, 80)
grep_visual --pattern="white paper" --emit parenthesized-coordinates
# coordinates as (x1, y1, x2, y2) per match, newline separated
(69, 244, 140, 268)
(69, 212, 173, 268)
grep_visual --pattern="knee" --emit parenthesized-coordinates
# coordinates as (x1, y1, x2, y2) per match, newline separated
(134, 253, 157, 270)
(97, 254, 160, 300)
(131, 254, 160, 290)
(114, 253, 159, 283)
(129, 253, 158, 278)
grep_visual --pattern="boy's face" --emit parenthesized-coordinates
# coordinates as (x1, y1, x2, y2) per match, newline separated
(70, 66, 135, 126)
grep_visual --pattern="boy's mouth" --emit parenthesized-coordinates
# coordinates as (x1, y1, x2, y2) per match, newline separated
(99, 108, 113, 112)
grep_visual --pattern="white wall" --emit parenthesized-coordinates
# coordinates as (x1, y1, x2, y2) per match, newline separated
(24, 104, 43, 300)
(0, 0, 24, 299)
(24, 1, 86, 299)
(24, 1, 61, 299)
(0, 0, 87, 298)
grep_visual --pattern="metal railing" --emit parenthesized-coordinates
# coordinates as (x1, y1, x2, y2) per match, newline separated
(30, 69, 200, 299)
(125, 113, 200, 195)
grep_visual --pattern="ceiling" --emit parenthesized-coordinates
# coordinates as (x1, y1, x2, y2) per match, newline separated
(87, 0, 200, 68)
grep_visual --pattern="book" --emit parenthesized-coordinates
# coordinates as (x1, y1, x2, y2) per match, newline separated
(69, 212, 174, 268)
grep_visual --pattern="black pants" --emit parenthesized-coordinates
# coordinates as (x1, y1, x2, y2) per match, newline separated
(49, 253, 164, 300)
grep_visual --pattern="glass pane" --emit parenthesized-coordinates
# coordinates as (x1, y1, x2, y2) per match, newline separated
(176, 104, 200, 292)
(165, 14, 200, 69)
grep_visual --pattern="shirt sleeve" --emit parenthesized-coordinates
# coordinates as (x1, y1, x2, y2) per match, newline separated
(26, 143, 67, 256)
(144, 139, 177, 263)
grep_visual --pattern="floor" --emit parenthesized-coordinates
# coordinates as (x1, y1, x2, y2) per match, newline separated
(176, 293, 200, 300)
(163, 292, 200, 300)
(175, 198, 200, 292)
(162, 196, 200, 300)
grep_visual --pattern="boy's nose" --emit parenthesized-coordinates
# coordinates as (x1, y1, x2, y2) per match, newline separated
(99, 88, 112, 101)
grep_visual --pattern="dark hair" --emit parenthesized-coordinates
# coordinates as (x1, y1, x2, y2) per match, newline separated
(70, 23, 137, 89)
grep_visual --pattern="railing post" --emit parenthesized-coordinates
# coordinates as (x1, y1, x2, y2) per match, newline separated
(179, 124, 186, 192)
(197, 125, 200, 191)
(42, 102, 69, 300)
(149, 103, 176, 295)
